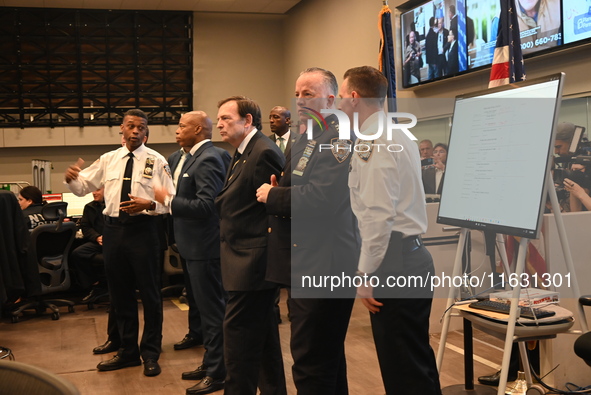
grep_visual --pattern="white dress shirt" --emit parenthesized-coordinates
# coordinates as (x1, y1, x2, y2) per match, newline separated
(67, 144, 176, 217)
(349, 111, 428, 274)
(237, 129, 258, 154)
(173, 149, 189, 187)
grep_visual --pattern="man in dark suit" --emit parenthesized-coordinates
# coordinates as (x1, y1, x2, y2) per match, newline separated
(71, 187, 106, 300)
(436, 18, 449, 76)
(167, 124, 231, 354)
(425, 17, 439, 79)
(444, 28, 459, 75)
(156, 111, 229, 395)
(167, 147, 204, 352)
(257, 67, 360, 394)
(214, 96, 287, 395)
(267, 105, 294, 322)
(268, 106, 293, 155)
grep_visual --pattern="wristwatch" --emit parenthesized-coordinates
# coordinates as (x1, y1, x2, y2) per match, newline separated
(148, 200, 156, 211)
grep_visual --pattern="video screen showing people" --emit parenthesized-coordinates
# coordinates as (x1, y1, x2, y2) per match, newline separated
(466, 0, 501, 68)
(400, 0, 574, 86)
(563, 0, 591, 44)
(467, 0, 561, 68)
(517, 0, 561, 53)
(401, 0, 469, 88)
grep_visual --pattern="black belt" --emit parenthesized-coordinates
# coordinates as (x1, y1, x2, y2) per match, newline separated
(104, 214, 155, 225)
(402, 235, 423, 254)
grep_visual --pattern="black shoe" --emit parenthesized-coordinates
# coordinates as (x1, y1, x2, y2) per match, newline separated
(478, 370, 517, 386)
(174, 334, 203, 350)
(143, 359, 161, 377)
(182, 364, 208, 380)
(93, 340, 120, 355)
(97, 355, 141, 371)
(82, 288, 108, 303)
(186, 377, 225, 395)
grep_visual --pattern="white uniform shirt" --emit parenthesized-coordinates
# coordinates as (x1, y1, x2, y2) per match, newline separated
(349, 111, 428, 274)
(67, 144, 175, 217)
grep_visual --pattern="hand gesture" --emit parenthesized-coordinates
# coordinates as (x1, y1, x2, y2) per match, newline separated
(256, 174, 278, 203)
(65, 158, 84, 183)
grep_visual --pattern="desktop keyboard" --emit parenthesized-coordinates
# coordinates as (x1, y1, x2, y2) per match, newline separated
(468, 300, 556, 320)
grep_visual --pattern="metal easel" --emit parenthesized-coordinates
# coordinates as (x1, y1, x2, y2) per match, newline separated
(436, 171, 586, 395)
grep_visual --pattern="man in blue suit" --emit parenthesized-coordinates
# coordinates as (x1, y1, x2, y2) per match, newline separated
(155, 110, 229, 395)
(168, 120, 231, 353)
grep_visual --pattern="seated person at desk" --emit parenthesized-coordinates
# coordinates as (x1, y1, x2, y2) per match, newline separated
(18, 185, 54, 229)
(422, 143, 447, 195)
(70, 187, 107, 301)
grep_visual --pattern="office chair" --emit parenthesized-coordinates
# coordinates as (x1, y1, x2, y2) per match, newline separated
(161, 244, 186, 300)
(574, 295, 591, 366)
(10, 202, 77, 323)
(0, 360, 80, 395)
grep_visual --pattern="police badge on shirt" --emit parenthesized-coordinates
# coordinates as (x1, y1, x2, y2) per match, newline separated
(330, 138, 352, 163)
(143, 157, 155, 179)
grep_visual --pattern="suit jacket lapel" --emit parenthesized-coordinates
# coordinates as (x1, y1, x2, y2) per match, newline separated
(169, 151, 181, 173)
(221, 131, 260, 191)
(176, 142, 210, 191)
(284, 133, 300, 159)
(182, 142, 210, 174)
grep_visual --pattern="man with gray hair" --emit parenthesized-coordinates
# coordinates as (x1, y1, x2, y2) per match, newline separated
(258, 67, 360, 393)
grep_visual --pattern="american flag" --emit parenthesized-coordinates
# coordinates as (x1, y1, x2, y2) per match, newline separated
(378, 3, 396, 111)
(488, 0, 526, 88)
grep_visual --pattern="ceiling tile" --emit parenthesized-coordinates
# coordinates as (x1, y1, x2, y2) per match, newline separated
(158, 0, 201, 11)
(7, 0, 302, 13)
(81, 0, 126, 9)
(261, 0, 299, 13)
(4, 0, 43, 6)
(120, 0, 161, 10)
(227, 0, 269, 13)
(193, 0, 234, 12)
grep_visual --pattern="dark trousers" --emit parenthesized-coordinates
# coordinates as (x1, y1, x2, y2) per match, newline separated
(106, 302, 121, 345)
(103, 216, 163, 362)
(180, 256, 203, 341)
(223, 288, 286, 395)
(370, 246, 442, 395)
(70, 241, 104, 289)
(185, 258, 226, 379)
(289, 297, 355, 395)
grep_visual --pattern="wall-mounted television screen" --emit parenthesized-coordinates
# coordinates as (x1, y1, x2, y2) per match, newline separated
(399, 0, 587, 88)
(563, 0, 591, 44)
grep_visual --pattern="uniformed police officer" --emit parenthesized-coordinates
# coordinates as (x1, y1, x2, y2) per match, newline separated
(64, 108, 176, 377)
(258, 67, 360, 394)
(339, 66, 442, 394)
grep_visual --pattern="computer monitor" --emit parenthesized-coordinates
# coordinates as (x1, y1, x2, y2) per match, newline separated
(61, 192, 93, 218)
(437, 73, 565, 238)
